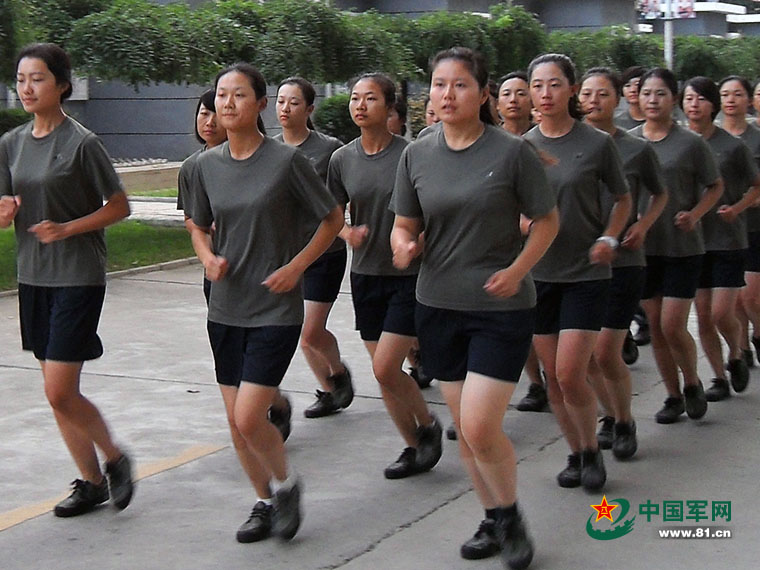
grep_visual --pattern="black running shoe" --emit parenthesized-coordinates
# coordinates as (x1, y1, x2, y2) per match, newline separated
(409, 365, 433, 389)
(743, 348, 755, 369)
(268, 395, 293, 440)
(303, 390, 339, 419)
(633, 323, 650, 346)
(556, 452, 581, 488)
(516, 383, 548, 412)
(460, 518, 501, 560)
(384, 447, 419, 479)
(596, 416, 615, 450)
(446, 422, 458, 441)
(237, 501, 273, 543)
(655, 396, 685, 424)
(105, 453, 135, 511)
(329, 363, 354, 408)
(272, 477, 302, 541)
(612, 421, 637, 460)
(54, 478, 109, 518)
(415, 415, 443, 471)
(581, 448, 606, 492)
(705, 378, 730, 402)
(752, 336, 760, 366)
(727, 358, 749, 393)
(684, 381, 707, 419)
(622, 331, 639, 365)
(495, 507, 534, 570)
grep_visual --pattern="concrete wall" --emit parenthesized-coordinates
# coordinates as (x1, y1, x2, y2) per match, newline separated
(523, 0, 636, 31)
(648, 11, 729, 35)
(334, 0, 493, 17)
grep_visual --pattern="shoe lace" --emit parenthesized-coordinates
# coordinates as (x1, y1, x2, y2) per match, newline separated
(474, 519, 495, 539)
(598, 416, 614, 429)
(397, 447, 416, 463)
(245, 502, 271, 523)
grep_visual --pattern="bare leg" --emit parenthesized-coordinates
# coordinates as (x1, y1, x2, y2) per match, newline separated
(711, 288, 742, 361)
(642, 297, 682, 397)
(524, 345, 543, 386)
(696, 289, 726, 379)
(741, 272, 760, 338)
(301, 300, 344, 392)
(587, 356, 614, 418)
(594, 328, 634, 423)
(659, 297, 700, 387)
(234, 384, 288, 481)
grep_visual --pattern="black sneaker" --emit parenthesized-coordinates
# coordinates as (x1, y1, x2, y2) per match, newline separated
(461, 518, 501, 560)
(409, 365, 433, 389)
(303, 390, 339, 419)
(268, 395, 292, 440)
(105, 453, 135, 510)
(54, 478, 109, 518)
(415, 415, 443, 471)
(556, 452, 581, 488)
(495, 507, 534, 570)
(384, 447, 419, 479)
(622, 331, 639, 365)
(727, 358, 749, 393)
(633, 323, 650, 346)
(516, 383, 548, 412)
(612, 421, 637, 460)
(236, 501, 273, 543)
(655, 396, 685, 424)
(684, 381, 708, 419)
(705, 378, 730, 402)
(272, 477, 302, 541)
(743, 348, 755, 369)
(752, 336, 760, 366)
(596, 416, 615, 450)
(329, 363, 354, 408)
(581, 448, 606, 492)
(446, 422, 458, 441)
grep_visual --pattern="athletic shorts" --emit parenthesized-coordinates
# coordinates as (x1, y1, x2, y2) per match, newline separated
(203, 277, 211, 305)
(206, 321, 301, 388)
(416, 303, 535, 382)
(745, 232, 760, 273)
(534, 279, 610, 334)
(18, 284, 105, 362)
(641, 255, 703, 300)
(304, 248, 347, 304)
(604, 266, 645, 330)
(698, 250, 746, 289)
(350, 272, 417, 341)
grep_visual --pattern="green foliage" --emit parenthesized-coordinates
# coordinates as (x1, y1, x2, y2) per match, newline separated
(0, 108, 31, 135)
(488, 4, 547, 77)
(407, 95, 429, 139)
(672, 36, 760, 81)
(22, 0, 111, 46)
(339, 11, 416, 80)
(313, 93, 359, 143)
(0, 0, 17, 82)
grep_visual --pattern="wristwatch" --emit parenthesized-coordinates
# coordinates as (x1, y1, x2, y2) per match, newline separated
(595, 236, 619, 249)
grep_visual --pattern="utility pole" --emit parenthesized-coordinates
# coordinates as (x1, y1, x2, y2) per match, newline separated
(664, 0, 674, 69)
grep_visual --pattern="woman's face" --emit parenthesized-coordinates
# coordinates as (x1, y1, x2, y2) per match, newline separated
(579, 74, 618, 123)
(424, 100, 439, 126)
(349, 79, 390, 129)
(387, 108, 404, 135)
(196, 103, 226, 148)
(16, 57, 68, 115)
(682, 85, 714, 125)
(622, 76, 641, 107)
(720, 80, 749, 118)
(498, 77, 531, 122)
(276, 83, 312, 130)
(753, 84, 760, 115)
(530, 62, 575, 119)
(215, 71, 267, 133)
(639, 76, 675, 122)
(429, 58, 487, 126)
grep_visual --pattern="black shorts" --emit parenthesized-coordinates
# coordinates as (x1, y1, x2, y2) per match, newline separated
(746, 232, 760, 273)
(304, 248, 347, 303)
(350, 273, 417, 341)
(18, 284, 105, 362)
(698, 250, 746, 289)
(642, 255, 703, 300)
(203, 277, 211, 305)
(416, 303, 535, 382)
(206, 321, 301, 388)
(534, 280, 611, 334)
(604, 266, 645, 330)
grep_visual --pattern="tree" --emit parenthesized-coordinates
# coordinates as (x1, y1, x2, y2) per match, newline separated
(0, 0, 18, 82)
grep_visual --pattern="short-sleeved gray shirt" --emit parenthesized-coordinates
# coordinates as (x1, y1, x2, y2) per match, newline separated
(275, 130, 345, 253)
(703, 127, 759, 251)
(630, 123, 720, 257)
(328, 135, 418, 276)
(604, 129, 666, 268)
(176, 148, 203, 217)
(614, 109, 645, 131)
(0, 117, 123, 286)
(738, 123, 760, 233)
(524, 121, 629, 282)
(391, 125, 555, 311)
(190, 138, 336, 328)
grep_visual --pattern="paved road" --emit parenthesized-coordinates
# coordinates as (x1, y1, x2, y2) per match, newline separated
(0, 263, 758, 570)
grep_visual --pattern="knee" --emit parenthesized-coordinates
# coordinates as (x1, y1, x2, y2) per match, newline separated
(460, 417, 501, 459)
(234, 412, 266, 443)
(372, 359, 399, 387)
(556, 374, 589, 406)
(300, 325, 321, 352)
(44, 385, 76, 413)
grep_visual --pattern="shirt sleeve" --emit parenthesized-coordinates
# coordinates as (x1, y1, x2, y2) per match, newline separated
(326, 150, 349, 207)
(190, 159, 213, 229)
(0, 133, 11, 197)
(514, 139, 556, 219)
(79, 133, 124, 200)
(177, 155, 195, 214)
(693, 136, 720, 188)
(288, 148, 336, 221)
(390, 144, 423, 218)
(600, 135, 630, 197)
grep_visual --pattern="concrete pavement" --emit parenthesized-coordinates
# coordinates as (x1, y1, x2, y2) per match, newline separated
(1, 263, 759, 570)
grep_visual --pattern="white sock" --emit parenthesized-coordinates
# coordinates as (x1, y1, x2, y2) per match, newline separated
(258, 496, 273, 506)
(273, 473, 296, 492)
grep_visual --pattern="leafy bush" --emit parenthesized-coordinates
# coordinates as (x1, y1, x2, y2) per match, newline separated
(0, 108, 31, 135)
(313, 93, 359, 144)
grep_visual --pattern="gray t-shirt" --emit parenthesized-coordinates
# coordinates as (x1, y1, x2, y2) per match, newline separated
(604, 129, 666, 268)
(328, 135, 418, 276)
(614, 109, 645, 131)
(629, 123, 720, 257)
(524, 121, 629, 282)
(190, 138, 336, 328)
(738, 123, 760, 233)
(176, 147, 203, 217)
(0, 117, 123, 286)
(274, 130, 345, 253)
(703, 127, 759, 251)
(391, 125, 556, 311)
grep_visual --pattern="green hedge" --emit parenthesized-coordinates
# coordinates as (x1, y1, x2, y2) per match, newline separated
(0, 108, 31, 135)
(313, 93, 359, 144)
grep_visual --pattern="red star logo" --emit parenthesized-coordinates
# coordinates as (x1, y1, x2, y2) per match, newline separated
(590, 495, 619, 523)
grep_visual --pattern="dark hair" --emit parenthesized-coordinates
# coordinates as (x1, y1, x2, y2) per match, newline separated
(214, 62, 267, 135)
(278, 76, 316, 130)
(640, 67, 679, 97)
(391, 98, 407, 136)
(350, 72, 396, 107)
(621, 66, 647, 86)
(499, 71, 529, 85)
(488, 79, 498, 99)
(527, 53, 583, 120)
(15, 43, 72, 102)
(581, 67, 623, 99)
(718, 75, 753, 99)
(430, 46, 495, 126)
(193, 89, 216, 145)
(680, 76, 721, 120)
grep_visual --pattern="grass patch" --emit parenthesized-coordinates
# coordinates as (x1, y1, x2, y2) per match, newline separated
(127, 187, 178, 198)
(0, 220, 196, 291)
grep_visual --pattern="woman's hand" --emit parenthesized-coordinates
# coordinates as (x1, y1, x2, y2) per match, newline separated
(345, 225, 369, 249)
(262, 263, 300, 293)
(28, 220, 70, 243)
(621, 221, 646, 250)
(717, 205, 738, 224)
(204, 255, 229, 282)
(392, 238, 422, 270)
(674, 210, 697, 232)
(484, 266, 522, 298)
(0, 195, 20, 227)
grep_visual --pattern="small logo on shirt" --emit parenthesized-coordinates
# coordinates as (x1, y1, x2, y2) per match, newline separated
(575, 153, 584, 159)
(487, 171, 494, 178)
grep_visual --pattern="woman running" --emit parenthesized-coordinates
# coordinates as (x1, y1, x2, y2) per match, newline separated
(629, 68, 723, 424)
(0, 43, 133, 517)
(578, 67, 668, 459)
(328, 72, 442, 480)
(684, 76, 760, 400)
(274, 77, 354, 419)
(189, 63, 343, 543)
(524, 53, 631, 491)
(392, 46, 558, 569)
(615, 66, 647, 130)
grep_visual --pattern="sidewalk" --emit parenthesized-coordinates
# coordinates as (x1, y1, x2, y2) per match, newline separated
(127, 197, 185, 227)
(0, 263, 758, 570)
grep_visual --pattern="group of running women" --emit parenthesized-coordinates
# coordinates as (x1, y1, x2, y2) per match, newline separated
(3, 41, 759, 570)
